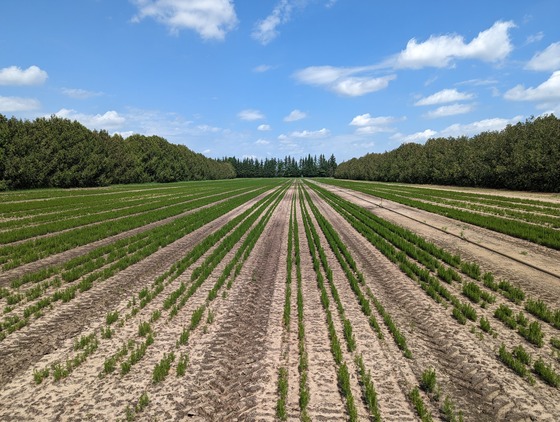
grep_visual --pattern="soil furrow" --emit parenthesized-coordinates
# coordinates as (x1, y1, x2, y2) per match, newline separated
(294, 196, 346, 421)
(173, 189, 289, 420)
(312, 186, 560, 420)
(0, 192, 266, 387)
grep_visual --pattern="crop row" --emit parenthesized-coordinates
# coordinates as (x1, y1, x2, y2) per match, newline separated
(0, 183, 284, 341)
(298, 185, 360, 420)
(362, 183, 560, 227)
(0, 184, 238, 244)
(0, 183, 267, 270)
(306, 181, 560, 388)
(32, 182, 289, 390)
(321, 179, 560, 250)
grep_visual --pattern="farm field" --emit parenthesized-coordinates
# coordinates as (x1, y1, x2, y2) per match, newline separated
(1, 179, 560, 421)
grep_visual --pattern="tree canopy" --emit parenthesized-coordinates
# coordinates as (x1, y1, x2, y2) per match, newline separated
(335, 115, 560, 192)
(222, 154, 337, 178)
(0, 114, 235, 190)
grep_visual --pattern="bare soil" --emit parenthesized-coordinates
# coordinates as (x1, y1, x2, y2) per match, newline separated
(1, 180, 560, 421)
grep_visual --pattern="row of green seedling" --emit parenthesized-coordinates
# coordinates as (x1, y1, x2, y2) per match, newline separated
(276, 189, 296, 421)
(0, 182, 273, 270)
(321, 180, 560, 250)
(299, 188, 359, 421)
(0, 187, 274, 340)
(307, 183, 478, 327)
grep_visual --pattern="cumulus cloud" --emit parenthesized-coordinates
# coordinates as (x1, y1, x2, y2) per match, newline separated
(349, 114, 400, 134)
(238, 109, 265, 121)
(255, 139, 270, 145)
(525, 42, 560, 71)
(390, 115, 522, 144)
(294, 65, 396, 96)
(415, 89, 475, 106)
(55, 108, 126, 130)
(504, 71, 560, 102)
(252, 0, 293, 45)
(284, 109, 307, 122)
(0, 65, 48, 85)
(425, 103, 474, 118)
(392, 129, 437, 143)
(0, 96, 41, 112)
(392, 21, 515, 69)
(62, 88, 103, 99)
(257, 124, 271, 131)
(439, 116, 523, 137)
(131, 0, 238, 40)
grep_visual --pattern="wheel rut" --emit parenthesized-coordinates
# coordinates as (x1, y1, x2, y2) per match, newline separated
(307, 186, 560, 421)
(178, 191, 288, 421)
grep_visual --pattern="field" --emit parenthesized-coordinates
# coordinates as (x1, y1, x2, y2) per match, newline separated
(1, 178, 560, 421)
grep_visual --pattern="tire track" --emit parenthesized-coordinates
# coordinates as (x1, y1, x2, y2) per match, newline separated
(175, 188, 289, 420)
(305, 187, 419, 421)
(294, 195, 346, 421)
(0, 187, 264, 287)
(308, 184, 560, 420)
(0, 192, 267, 387)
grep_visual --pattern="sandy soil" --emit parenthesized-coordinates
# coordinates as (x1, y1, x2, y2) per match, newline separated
(1, 180, 559, 421)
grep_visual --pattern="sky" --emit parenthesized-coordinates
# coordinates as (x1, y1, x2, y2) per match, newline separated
(1, 0, 560, 162)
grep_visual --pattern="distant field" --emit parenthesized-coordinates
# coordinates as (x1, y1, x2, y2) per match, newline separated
(1, 179, 559, 420)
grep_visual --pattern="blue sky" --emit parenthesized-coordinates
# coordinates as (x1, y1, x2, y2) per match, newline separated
(1, 0, 560, 162)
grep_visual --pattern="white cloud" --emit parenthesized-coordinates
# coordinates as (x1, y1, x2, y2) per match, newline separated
(114, 131, 135, 139)
(333, 76, 396, 96)
(0, 96, 41, 112)
(294, 65, 396, 96)
(278, 128, 331, 141)
(252, 0, 293, 45)
(415, 89, 475, 106)
(0, 65, 48, 85)
(349, 114, 400, 134)
(504, 71, 560, 102)
(456, 78, 498, 86)
(238, 109, 265, 121)
(131, 0, 238, 40)
(257, 124, 271, 131)
(255, 139, 270, 145)
(393, 21, 515, 69)
(253, 64, 273, 72)
(392, 129, 437, 143)
(284, 109, 307, 122)
(439, 116, 523, 137)
(425, 103, 474, 118)
(55, 108, 126, 130)
(525, 32, 544, 45)
(525, 42, 560, 71)
(61, 88, 103, 99)
(196, 124, 221, 133)
(392, 116, 522, 143)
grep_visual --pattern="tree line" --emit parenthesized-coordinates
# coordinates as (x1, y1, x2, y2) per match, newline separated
(335, 115, 560, 192)
(222, 154, 337, 178)
(0, 114, 235, 190)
